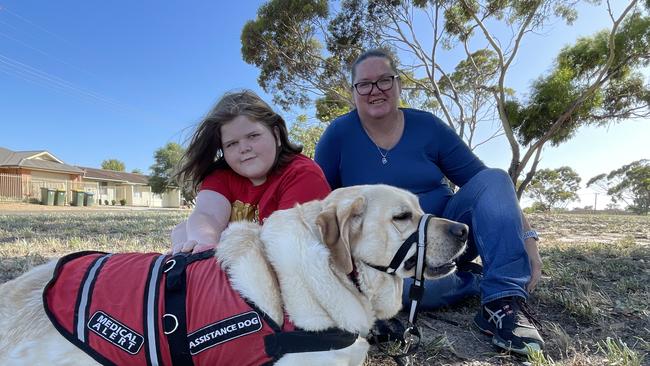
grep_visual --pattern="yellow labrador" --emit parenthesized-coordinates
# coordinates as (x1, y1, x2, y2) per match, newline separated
(0, 185, 467, 365)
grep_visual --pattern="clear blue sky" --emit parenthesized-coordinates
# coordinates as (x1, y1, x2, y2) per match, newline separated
(1, 1, 647, 208)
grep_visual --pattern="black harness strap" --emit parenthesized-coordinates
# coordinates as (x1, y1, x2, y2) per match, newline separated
(367, 231, 418, 274)
(365, 214, 434, 364)
(162, 250, 217, 365)
(163, 253, 194, 366)
(406, 214, 432, 326)
(264, 328, 358, 359)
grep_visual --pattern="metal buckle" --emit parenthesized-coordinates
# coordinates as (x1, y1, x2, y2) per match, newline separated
(163, 313, 179, 335)
(402, 326, 420, 354)
(163, 259, 176, 273)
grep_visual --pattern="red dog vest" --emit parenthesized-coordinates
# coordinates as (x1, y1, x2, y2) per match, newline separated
(43, 250, 357, 366)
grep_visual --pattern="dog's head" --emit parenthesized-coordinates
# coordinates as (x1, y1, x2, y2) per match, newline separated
(315, 184, 467, 279)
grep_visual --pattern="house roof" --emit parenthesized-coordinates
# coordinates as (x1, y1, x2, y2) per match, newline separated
(0, 147, 83, 174)
(0, 147, 154, 185)
(79, 166, 150, 185)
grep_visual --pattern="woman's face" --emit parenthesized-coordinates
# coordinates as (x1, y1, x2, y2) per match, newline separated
(221, 115, 279, 186)
(352, 56, 401, 121)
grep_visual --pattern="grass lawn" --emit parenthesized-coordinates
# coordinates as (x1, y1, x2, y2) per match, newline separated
(0, 208, 648, 365)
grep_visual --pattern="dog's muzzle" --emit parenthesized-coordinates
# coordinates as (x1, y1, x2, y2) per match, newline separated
(367, 214, 433, 275)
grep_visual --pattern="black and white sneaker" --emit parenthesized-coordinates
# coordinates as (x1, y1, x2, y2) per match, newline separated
(474, 297, 544, 355)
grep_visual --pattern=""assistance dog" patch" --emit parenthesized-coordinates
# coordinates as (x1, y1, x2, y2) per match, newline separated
(188, 311, 263, 355)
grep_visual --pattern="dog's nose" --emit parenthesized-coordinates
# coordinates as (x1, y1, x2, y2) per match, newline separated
(449, 223, 468, 242)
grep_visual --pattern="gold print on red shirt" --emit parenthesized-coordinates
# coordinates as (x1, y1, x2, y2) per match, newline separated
(230, 200, 260, 224)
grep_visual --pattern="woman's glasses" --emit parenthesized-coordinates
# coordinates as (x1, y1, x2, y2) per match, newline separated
(353, 75, 399, 95)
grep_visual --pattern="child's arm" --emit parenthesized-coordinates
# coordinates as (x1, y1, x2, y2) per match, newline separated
(171, 190, 231, 254)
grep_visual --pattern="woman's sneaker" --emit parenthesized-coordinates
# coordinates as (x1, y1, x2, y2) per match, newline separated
(474, 297, 544, 355)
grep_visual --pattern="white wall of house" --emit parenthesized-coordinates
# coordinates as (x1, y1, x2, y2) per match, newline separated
(31, 170, 72, 182)
(97, 182, 121, 205)
(132, 185, 152, 207)
(162, 188, 181, 208)
(76, 178, 181, 208)
(150, 189, 180, 208)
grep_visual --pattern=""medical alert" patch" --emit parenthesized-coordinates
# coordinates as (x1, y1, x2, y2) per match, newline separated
(188, 311, 263, 355)
(87, 311, 144, 355)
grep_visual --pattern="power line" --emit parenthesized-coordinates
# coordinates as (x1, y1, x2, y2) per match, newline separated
(0, 53, 135, 114)
(0, 31, 102, 80)
(0, 5, 76, 47)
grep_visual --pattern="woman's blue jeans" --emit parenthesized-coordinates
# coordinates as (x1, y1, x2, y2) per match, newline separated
(402, 168, 531, 309)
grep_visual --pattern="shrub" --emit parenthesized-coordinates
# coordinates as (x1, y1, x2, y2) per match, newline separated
(120, 199, 127, 206)
(104, 200, 109, 205)
(111, 200, 116, 206)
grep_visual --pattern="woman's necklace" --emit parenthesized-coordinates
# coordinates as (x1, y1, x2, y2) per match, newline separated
(376, 145, 389, 164)
(362, 112, 403, 166)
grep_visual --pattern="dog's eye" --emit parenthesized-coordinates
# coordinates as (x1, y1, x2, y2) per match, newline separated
(393, 212, 412, 221)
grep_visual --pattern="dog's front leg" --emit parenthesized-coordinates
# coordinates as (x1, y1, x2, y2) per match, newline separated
(274, 337, 369, 366)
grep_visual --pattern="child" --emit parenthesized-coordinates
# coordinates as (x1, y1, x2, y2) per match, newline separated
(170, 90, 331, 254)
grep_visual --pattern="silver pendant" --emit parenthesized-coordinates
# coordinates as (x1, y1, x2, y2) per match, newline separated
(381, 157, 388, 164)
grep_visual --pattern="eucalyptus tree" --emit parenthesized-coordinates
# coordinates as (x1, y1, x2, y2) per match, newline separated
(525, 166, 582, 210)
(587, 159, 650, 214)
(242, 0, 649, 197)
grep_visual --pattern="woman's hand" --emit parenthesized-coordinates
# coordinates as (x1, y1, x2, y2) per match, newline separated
(524, 238, 542, 293)
(170, 240, 215, 254)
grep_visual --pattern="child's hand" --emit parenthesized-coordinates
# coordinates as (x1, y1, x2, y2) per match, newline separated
(169, 240, 215, 254)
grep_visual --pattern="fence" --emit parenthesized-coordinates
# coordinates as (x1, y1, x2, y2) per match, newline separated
(0, 173, 180, 207)
(0, 173, 22, 201)
(0, 173, 99, 204)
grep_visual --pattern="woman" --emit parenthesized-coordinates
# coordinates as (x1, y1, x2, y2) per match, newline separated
(314, 49, 544, 355)
(170, 90, 330, 254)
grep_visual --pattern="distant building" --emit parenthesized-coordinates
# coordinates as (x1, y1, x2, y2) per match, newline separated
(0, 146, 180, 207)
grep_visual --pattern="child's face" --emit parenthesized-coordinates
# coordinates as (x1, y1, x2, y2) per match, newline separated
(221, 115, 279, 186)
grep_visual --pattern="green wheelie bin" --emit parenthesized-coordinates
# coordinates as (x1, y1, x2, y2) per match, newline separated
(40, 187, 55, 205)
(71, 190, 85, 206)
(84, 192, 95, 206)
(54, 190, 66, 206)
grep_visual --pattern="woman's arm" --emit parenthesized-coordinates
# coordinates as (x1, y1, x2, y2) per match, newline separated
(522, 213, 542, 293)
(170, 190, 231, 254)
(314, 123, 342, 190)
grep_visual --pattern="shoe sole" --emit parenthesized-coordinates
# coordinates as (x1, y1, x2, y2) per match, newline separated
(492, 335, 542, 355)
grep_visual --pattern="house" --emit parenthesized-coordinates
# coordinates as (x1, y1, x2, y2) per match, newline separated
(0, 147, 180, 208)
(0, 147, 87, 202)
(0, 146, 84, 180)
(80, 166, 181, 208)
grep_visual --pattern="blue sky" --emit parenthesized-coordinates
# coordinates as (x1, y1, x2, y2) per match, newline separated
(1, 1, 647, 208)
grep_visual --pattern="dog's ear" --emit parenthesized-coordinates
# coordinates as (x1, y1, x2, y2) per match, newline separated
(316, 196, 366, 274)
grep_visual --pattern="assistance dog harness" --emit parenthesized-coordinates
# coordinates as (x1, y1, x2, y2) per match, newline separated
(43, 250, 357, 366)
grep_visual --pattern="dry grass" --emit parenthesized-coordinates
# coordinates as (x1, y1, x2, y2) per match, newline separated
(0, 209, 188, 282)
(0, 207, 648, 365)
